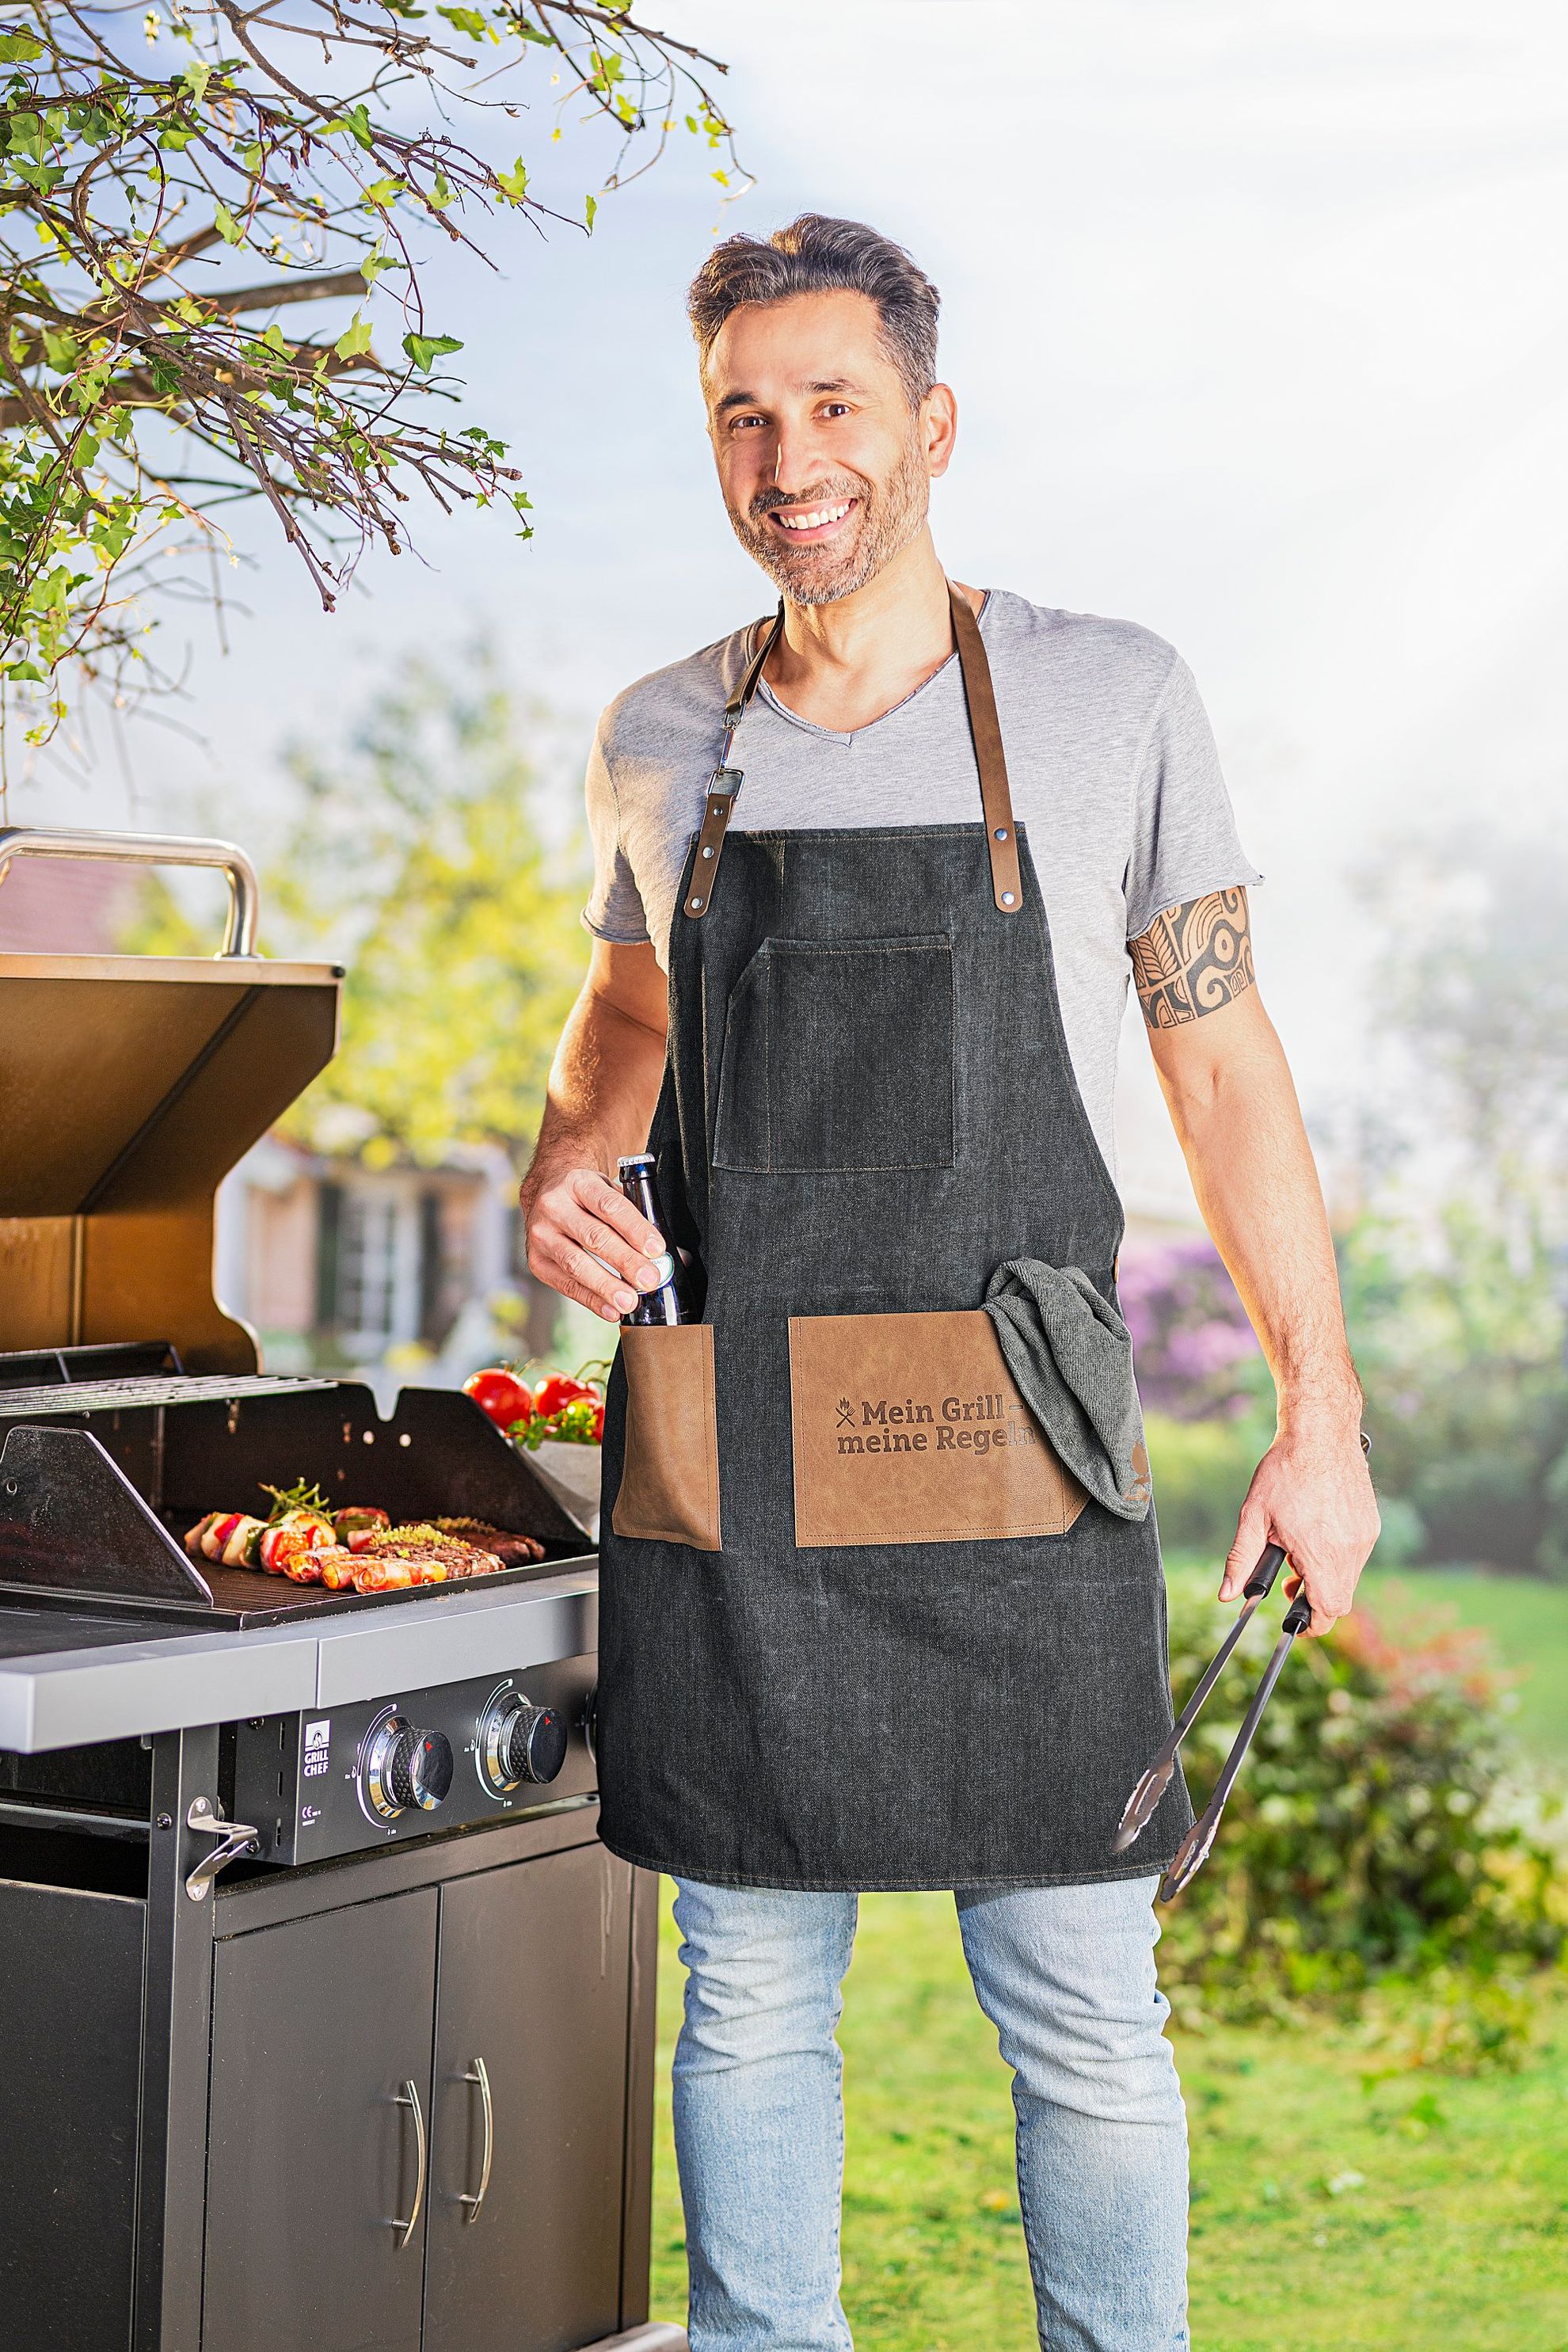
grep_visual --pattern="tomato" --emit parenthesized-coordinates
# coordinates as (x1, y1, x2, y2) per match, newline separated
(463, 1367, 535, 1430)
(533, 1372, 599, 1419)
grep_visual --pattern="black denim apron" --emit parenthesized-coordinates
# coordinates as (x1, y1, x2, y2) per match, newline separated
(597, 588, 1191, 1890)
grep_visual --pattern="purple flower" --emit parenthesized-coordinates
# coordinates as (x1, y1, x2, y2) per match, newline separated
(1118, 1237, 1259, 1419)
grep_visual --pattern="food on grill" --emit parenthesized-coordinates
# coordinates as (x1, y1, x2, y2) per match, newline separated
(257, 1511, 336, 1578)
(185, 1512, 265, 1568)
(306, 1545, 363, 1591)
(428, 1517, 546, 1566)
(181, 1502, 535, 1594)
(350, 1525, 504, 1589)
(333, 1505, 391, 1551)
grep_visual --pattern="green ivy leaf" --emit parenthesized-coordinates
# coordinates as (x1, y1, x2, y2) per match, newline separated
(495, 156, 527, 204)
(335, 314, 374, 361)
(0, 32, 44, 63)
(180, 59, 211, 102)
(213, 201, 242, 245)
(402, 330, 463, 371)
(584, 192, 597, 232)
(362, 176, 403, 207)
(437, 6, 489, 36)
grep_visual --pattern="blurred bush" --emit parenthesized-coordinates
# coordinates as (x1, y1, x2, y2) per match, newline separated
(1155, 1585, 1563, 2061)
(1144, 1410, 1266, 1555)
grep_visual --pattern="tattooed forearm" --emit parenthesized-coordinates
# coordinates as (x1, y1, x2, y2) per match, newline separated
(1131, 888, 1255, 1029)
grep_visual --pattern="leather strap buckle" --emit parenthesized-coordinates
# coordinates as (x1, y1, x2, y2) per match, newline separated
(948, 584, 1023, 916)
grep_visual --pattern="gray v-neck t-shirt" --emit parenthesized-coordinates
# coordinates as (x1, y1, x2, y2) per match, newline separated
(582, 588, 1261, 1178)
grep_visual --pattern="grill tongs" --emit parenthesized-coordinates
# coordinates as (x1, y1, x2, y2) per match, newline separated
(1113, 1539, 1300, 1900)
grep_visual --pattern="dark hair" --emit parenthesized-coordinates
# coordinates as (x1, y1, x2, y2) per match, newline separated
(687, 214, 941, 406)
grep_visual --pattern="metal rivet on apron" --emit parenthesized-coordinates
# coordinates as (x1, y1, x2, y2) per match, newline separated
(1002, 890, 1016, 906)
(690, 896, 704, 910)
(702, 846, 714, 858)
(995, 827, 1008, 841)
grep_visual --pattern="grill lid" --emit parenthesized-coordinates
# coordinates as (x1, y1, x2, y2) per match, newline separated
(0, 827, 340, 1220)
(0, 828, 342, 1373)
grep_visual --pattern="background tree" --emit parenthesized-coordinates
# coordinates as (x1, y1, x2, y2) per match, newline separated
(268, 641, 588, 1166)
(0, 1, 737, 778)
(134, 637, 590, 1160)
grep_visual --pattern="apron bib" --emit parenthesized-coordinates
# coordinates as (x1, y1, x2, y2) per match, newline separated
(596, 588, 1191, 1890)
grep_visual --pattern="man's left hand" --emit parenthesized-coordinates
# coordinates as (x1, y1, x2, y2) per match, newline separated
(1218, 1420, 1380, 1635)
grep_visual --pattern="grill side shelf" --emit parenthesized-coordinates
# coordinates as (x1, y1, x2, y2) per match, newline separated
(0, 1423, 215, 1606)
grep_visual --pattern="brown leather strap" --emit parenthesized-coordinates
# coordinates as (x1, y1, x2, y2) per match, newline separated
(684, 605, 785, 920)
(949, 583, 1023, 915)
(687, 588, 1022, 922)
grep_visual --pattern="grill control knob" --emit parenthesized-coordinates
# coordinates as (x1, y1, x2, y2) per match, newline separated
(480, 1694, 568, 1794)
(363, 1715, 454, 1819)
(390, 1726, 454, 1812)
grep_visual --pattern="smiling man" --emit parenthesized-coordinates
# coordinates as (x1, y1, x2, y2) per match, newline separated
(522, 215, 1379, 2352)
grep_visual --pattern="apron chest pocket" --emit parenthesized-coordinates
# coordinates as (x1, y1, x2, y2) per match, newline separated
(788, 1309, 1086, 1549)
(611, 1323, 722, 1551)
(713, 934, 956, 1174)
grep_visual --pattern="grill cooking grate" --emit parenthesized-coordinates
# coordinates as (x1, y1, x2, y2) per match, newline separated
(0, 1373, 337, 1421)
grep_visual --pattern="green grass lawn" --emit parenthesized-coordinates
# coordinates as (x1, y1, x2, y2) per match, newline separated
(648, 1885, 1568, 2349)
(1165, 1556, 1568, 1768)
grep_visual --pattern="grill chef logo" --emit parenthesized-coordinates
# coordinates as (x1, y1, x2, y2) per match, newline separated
(832, 1388, 1038, 1460)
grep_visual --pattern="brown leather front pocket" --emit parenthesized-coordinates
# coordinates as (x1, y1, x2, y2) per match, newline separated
(612, 1323, 721, 1551)
(789, 1310, 1086, 1549)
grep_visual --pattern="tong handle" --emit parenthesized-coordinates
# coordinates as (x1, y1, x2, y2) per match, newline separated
(1281, 1591, 1313, 1636)
(1242, 1541, 1287, 1600)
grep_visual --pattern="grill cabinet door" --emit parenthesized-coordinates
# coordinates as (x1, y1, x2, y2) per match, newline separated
(423, 1842, 633, 2352)
(203, 1889, 438, 2352)
(0, 1881, 143, 2352)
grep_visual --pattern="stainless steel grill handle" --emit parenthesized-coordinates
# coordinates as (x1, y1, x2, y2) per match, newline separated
(391, 2080, 428, 2247)
(0, 824, 261, 957)
(458, 2057, 494, 2223)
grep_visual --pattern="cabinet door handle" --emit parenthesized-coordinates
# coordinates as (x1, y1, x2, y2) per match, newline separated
(458, 2057, 494, 2223)
(391, 2080, 428, 2247)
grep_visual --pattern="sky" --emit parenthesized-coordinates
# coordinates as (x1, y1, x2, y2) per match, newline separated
(19, 0, 1568, 1209)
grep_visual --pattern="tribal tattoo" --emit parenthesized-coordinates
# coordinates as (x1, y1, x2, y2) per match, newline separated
(1130, 888, 1255, 1029)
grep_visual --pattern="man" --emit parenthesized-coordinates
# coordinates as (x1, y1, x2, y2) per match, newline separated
(523, 215, 1379, 2352)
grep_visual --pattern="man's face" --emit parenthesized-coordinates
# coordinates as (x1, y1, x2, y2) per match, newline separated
(702, 289, 952, 604)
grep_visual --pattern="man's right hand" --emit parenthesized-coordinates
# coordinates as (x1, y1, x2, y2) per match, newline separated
(523, 1165, 668, 1324)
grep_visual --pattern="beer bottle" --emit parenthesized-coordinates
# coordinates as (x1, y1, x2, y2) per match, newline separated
(617, 1153, 695, 1326)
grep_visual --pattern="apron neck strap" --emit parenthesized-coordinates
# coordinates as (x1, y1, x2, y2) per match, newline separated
(684, 588, 1023, 923)
(948, 584, 1023, 916)
(724, 603, 786, 737)
(684, 604, 784, 921)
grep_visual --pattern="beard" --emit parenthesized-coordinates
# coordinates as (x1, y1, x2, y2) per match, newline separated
(726, 427, 931, 605)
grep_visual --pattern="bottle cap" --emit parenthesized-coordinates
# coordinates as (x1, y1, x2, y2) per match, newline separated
(617, 1153, 656, 1176)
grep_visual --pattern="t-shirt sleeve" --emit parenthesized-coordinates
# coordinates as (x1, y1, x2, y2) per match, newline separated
(581, 714, 652, 947)
(1123, 654, 1263, 943)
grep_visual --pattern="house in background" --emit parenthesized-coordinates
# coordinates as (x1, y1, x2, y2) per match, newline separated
(214, 1135, 540, 1393)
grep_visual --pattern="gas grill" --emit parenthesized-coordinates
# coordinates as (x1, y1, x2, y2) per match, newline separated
(0, 828, 680, 2352)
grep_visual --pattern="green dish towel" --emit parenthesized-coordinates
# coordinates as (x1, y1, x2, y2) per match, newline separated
(982, 1258, 1153, 1521)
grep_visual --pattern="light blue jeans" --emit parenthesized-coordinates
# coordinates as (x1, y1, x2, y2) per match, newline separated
(671, 1875, 1188, 2352)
